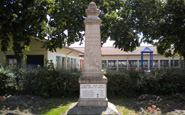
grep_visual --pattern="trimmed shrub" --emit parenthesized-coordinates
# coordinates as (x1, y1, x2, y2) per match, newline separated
(106, 68, 185, 97)
(106, 70, 140, 97)
(156, 69, 185, 94)
(0, 63, 81, 98)
(21, 68, 81, 98)
(0, 64, 185, 98)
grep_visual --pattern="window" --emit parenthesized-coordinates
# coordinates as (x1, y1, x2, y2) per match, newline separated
(27, 55, 44, 67)
(62, 57, 65, 69)
(70, 58, 73, 68)
(160, 60, 169, 68)
(67, 58, 70, 68)
(171, 60, 179, 68)
(74, 59, 76, 68)
(118, 60, 127, 68)
(6, 55, 17, 65)
(153, 60, 158, 68)
(102, 60, 107, 69)
(56, 56, 59, 61)
(139, 60, 148, 69)
(128, 60, 137, 68)
(56, 56, 59, 68)
(108, 60, 117, 70)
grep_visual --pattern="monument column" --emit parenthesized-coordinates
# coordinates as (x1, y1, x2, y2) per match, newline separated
(67, 2, 119, 115)
(78, 2, 108, 107)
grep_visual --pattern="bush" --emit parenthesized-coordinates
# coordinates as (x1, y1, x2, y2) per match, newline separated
(0, 67, 10, 94)
(21, 67, 81, 98)
(0, 64, 185, 98)
(106, 68, 185, 97)
(106, 70, 140, 97)
(0, 63, 81, 98)
(156, 69, 185, 94)
(0, 66, 18, 95)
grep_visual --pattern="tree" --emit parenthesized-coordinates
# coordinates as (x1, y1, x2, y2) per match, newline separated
(114, 0, 185, 58)
(0, 0, 126, 65)
(44, 0, 127, 51)
(1, 0, 184, 66)
(0, 0, 54, 66)
(151, 0, 185, 58)
(44, 0, 140, 52)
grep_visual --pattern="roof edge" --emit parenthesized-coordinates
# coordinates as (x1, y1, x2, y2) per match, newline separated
(65, 47, 84, 54)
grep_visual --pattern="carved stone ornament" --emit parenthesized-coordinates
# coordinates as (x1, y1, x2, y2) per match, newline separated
(84, 2, 101, 23)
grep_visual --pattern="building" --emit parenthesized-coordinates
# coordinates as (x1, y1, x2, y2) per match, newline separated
(0, 38, 82, 69)
(72, 46, 182, 70)
(1, 37, 182, 71)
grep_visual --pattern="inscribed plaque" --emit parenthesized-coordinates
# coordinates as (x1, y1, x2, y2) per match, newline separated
(80, 84, 106, 98)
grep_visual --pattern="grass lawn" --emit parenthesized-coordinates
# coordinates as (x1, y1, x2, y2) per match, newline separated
(0, 96, 137, 115)
(39, 98, 77, 115)
(109, 98, 138, 115)
(39, 97, 138, 115)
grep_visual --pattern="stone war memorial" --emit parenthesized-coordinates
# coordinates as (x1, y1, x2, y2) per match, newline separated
(67, 2, 119, 115)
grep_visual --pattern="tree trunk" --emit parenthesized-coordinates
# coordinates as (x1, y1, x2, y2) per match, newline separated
(15, 54, 23, 67)
(15, 54, 23, 91)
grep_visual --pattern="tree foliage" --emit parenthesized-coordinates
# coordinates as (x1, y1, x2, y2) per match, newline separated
(117, 0, 185, 58)
(37, 0, 185, 58)
(153, 0, 185, 58)
(0, 0, 185, 66)
(0, 0, 54, 65)
(44, 0, 127, 51)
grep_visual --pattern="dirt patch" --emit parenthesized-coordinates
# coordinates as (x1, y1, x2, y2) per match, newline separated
(0, 94, 185, 115)
(0, 95, 46, 115)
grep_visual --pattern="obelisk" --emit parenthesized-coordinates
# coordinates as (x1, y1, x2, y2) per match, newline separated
(67, 2, 119, 114)
(78, 2, 108, 107)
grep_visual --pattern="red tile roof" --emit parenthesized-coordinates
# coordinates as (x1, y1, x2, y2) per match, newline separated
(70, 46, 158, 56)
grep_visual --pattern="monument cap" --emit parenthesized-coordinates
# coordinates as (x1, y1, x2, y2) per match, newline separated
(85, 2, 100, 17)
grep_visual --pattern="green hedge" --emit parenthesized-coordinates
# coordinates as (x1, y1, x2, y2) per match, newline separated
(22, 68, 80, 97)
(106, 69, 185, 97)
(106, 70, 140, 97)
(0, 65, 81, 98)
(0, 65, 185, 97)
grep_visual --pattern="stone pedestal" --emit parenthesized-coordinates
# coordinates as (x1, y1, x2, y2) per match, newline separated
(67, 2, 119, 115)
(67, 102, 119, 115)
(78, 82, 108, 107)
(78, 1, 107, 107)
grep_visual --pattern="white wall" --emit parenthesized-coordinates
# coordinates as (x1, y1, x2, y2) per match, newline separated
(47, 48, 80, 69)
(0, 38, 80, 69)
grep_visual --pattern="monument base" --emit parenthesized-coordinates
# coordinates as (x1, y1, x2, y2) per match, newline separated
(67, 102, 120, 115)
(78, 98, 108, 107)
